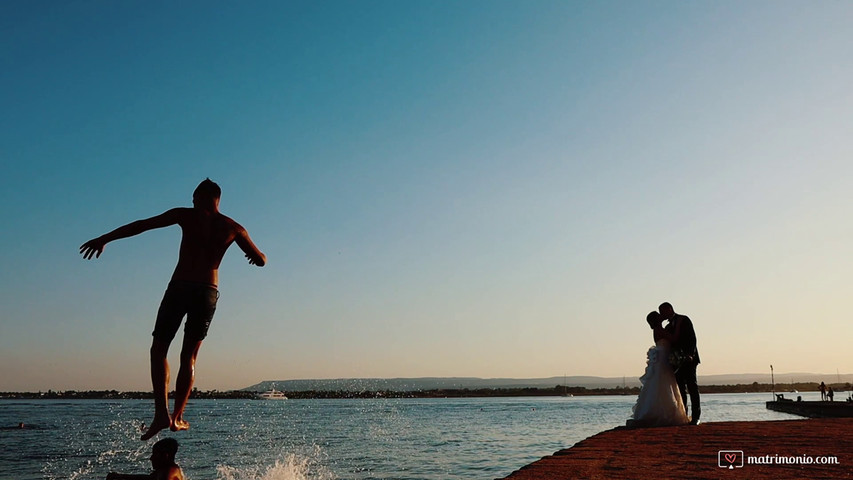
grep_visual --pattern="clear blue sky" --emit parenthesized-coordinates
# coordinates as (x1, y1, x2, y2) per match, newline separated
(2, 1, 852, 391)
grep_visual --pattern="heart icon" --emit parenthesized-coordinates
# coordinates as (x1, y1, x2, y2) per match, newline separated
(725, 453, 737, 464)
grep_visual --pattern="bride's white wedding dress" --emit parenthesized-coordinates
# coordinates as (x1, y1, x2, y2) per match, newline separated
(630, 339, 690, 427)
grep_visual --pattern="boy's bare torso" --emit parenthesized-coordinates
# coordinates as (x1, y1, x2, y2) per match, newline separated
(171, 207, 244, 286)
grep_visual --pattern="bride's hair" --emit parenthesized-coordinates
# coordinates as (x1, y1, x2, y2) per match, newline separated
(646, 311, 662, 329)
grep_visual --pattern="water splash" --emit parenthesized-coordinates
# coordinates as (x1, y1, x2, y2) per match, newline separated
(41, 414, 150, 480)
(215, 449, 336, 480)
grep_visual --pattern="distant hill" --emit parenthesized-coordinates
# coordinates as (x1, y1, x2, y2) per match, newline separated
(244, 373, 853, 392)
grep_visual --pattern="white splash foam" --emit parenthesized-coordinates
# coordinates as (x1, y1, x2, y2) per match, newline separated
(215, 450, 336, 480)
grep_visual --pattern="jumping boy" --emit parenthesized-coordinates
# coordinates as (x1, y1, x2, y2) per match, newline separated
(81, 179, 266, 440)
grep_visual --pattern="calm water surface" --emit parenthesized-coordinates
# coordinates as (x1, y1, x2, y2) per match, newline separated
(0, 393, 803, 480)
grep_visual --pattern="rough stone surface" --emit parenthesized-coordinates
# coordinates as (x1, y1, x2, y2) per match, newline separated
(501, 418, 853, 479)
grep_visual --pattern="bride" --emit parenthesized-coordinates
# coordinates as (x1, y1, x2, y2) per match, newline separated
(628, 311, 690, 427)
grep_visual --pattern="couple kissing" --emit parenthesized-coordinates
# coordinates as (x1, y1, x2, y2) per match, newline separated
(629, 302, 700, 427)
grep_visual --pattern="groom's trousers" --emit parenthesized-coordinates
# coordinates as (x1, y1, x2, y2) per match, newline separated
(676, 362, 701, 422)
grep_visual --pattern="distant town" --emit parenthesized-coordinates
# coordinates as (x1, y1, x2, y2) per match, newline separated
(1, 381, 850, 400)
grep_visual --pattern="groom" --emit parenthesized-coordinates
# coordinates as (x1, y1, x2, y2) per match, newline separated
(660, 302, 701, 425)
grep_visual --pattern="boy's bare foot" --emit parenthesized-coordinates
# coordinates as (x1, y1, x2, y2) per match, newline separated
(140, 415, 171, 441)
(171, 417, 190, 432)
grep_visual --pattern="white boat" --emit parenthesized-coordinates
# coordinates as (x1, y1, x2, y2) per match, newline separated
(561, 374, 573, 397)
(258, 389, 288, 400)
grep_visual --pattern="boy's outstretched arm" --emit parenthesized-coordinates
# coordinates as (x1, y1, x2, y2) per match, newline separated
(81, 209, 184, 259)
(234, 227, 266, 267)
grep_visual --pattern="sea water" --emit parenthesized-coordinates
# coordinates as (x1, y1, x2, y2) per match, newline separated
(0, 393, 809, 480)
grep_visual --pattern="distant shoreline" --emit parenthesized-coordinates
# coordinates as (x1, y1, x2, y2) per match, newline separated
(1, 382, 848, 400)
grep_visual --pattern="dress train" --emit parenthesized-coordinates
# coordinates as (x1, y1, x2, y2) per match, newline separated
(630, 339, 690, 427)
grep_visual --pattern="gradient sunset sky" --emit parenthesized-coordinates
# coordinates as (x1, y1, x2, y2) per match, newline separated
(2, 1, 852, 391)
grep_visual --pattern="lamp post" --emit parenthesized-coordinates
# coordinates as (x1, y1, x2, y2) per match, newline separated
(770, 365, 775, 400)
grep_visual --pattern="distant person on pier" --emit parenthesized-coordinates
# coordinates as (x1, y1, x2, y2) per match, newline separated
(828, 387, 834, 402)
(81, 179, 266, 440)
(820, 381, 827, 401)
(106, 437, 184, 480)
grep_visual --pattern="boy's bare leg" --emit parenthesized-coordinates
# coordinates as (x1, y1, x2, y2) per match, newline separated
(141, 339, 173, 441)
(171, 337, 203, 432)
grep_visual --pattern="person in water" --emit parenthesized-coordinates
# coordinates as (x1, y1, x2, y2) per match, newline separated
(81, 179, 266, 440)
(106, 437, 184, 480)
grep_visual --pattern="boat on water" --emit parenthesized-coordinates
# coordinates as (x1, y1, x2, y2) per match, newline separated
(258, 389, 288, 400)
(561, 375, 573, 397)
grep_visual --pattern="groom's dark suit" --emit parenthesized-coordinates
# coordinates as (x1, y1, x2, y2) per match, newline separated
(666, 313, 701, 423)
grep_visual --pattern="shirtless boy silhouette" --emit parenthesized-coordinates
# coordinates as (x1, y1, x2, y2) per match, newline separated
(106, 437, 184, 480)
(81, 179, 266, 440)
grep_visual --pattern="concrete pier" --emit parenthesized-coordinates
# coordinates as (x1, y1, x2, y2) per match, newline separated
(501, 418, 853, 479)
